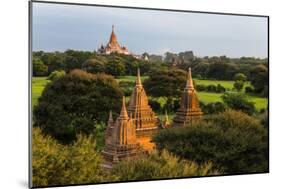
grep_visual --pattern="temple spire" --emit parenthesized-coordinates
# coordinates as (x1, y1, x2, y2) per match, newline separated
(136, 68, 142, 87)
(186, 67, 194, 90)
(119, 96, 128, 119)
(112, 25, 114, 32)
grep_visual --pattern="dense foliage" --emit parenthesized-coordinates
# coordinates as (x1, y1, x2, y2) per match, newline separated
(34, 69, 123, 144)
(48, 70, 66, 81)
(32, 128, 105, 187)
(222, 93, 256, 115)
(153, 110, 268, 174)
(111, 150, 220, 181)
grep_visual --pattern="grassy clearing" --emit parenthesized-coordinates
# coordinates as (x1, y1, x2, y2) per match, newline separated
(32, 77, 49, 107)
(193, 79, 251, 91)
(32, 76, 268, 111)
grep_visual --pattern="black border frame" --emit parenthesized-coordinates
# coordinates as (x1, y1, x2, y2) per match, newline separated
(28, 1, 270, 188)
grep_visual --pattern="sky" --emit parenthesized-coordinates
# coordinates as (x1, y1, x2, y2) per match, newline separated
(32, 2, 268, 58)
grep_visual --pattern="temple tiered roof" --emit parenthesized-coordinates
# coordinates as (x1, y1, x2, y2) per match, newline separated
(102, 97, 142, 167)
(172, 68, 203, 127)
(98, 25, 130, 55)
(127, 68, 159, 131)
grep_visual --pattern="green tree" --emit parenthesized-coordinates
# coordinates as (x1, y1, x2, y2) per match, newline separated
(233, 80, 244, 92)
(64, 50, 93, 71)
(32, 127, 105, 187)
(48, 70, 66, 81)
(82, 58, 106, 74)
(105, 55, 125, 76)
(111, 150, 219, 181)
(249, 64, 268, 96)
(34, 69, 123, 144)
(153, 110, 268, 174)
(234, 73, 247, 82)
(222, 93, 255, 115)
(33, 59, 48, 76)
(144, 69, 186, 112)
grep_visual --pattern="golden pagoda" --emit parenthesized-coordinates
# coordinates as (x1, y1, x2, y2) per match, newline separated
(172, 68, 203, 127)
(98, 25, 130, 55)
(127, 68, 161, 151)
(102, 97, 142, 168)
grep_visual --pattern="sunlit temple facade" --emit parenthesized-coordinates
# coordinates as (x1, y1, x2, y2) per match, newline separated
(102, 67, 203, 166)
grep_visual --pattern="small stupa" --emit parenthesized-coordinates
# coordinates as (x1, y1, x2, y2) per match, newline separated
(102, 97, 142, 167)
(172, 68, 203, 127)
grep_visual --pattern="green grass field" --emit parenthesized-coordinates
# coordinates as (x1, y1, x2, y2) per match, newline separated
(194, 79, 251, 91)
(32, 77, 49, 107)
(32, 76, 267, 111)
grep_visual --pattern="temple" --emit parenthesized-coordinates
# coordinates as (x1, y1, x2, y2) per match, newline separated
(98, 25, 130, 55)
(102, 97, 142, 168)
(127, 68, 161, 151)
(172, 68, 203, 127)
(102, 69, 162, 166)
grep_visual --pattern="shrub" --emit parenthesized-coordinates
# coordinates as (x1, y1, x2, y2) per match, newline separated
(34, 69, 123, 144)
(196, 84, 206, 92)
(222, 93, 256, 115)
(245, 86, 254, 94)
(153, 110, 268, 174)
(48, 70, 66, 81)
(201, 102, 226, 114)
(32, 127, 104, 187)
(216, 84, 226, 93)
(111, 150, 220, 181)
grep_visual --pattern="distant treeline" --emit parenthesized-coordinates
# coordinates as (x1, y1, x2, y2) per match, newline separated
(33, 50, 268, 96)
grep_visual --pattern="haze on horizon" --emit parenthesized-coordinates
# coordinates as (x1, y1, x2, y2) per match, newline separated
(32, 2, 268, 58)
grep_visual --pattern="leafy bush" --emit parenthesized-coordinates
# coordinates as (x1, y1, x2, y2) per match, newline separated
(33, 58, 48, 76)
(48, 70, 66, 81)
(233, 80, 244, 91)
(32, 127, 105, 187)
(201, 101, 226, 114)
(118, 81, 134, 96)
(34, 69, 123, 144)
(245, 86, 254, 94)
(222, 93, 256, 115)
(153, 110, 268, 174)
(111, 150, 220, 181)
(195, 84, 225, 93)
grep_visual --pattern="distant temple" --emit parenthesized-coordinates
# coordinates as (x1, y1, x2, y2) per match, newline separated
(102, 69, 162, 167)
(98, 25, 130, 55)
(172, 68, 203, 127)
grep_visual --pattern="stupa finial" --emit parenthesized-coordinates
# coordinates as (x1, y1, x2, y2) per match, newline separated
(186, 67, 194, 89)
(119, 96, 128, 119)
(136, 68, 142, 87)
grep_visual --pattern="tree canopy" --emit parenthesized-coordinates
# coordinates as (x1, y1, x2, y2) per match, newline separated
(34, 69, 123, 144)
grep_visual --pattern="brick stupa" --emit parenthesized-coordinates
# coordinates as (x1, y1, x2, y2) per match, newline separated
(127, 68, 161, 151)
(102, 97, 142, 168)
(172, 68, 203, 127)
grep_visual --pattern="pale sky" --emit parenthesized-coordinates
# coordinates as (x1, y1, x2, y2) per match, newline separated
(32, 2, 268, 58)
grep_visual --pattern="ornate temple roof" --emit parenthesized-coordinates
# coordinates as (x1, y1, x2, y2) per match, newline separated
(108, 25, 119, 46)
(127, 68, 159, 130)
(172, 67, 203, 126)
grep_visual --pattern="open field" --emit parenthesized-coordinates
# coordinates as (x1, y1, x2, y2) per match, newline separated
(194, 79, 251, 91)
(32, 77, 49, 107)
(32, 76, 267, 111)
